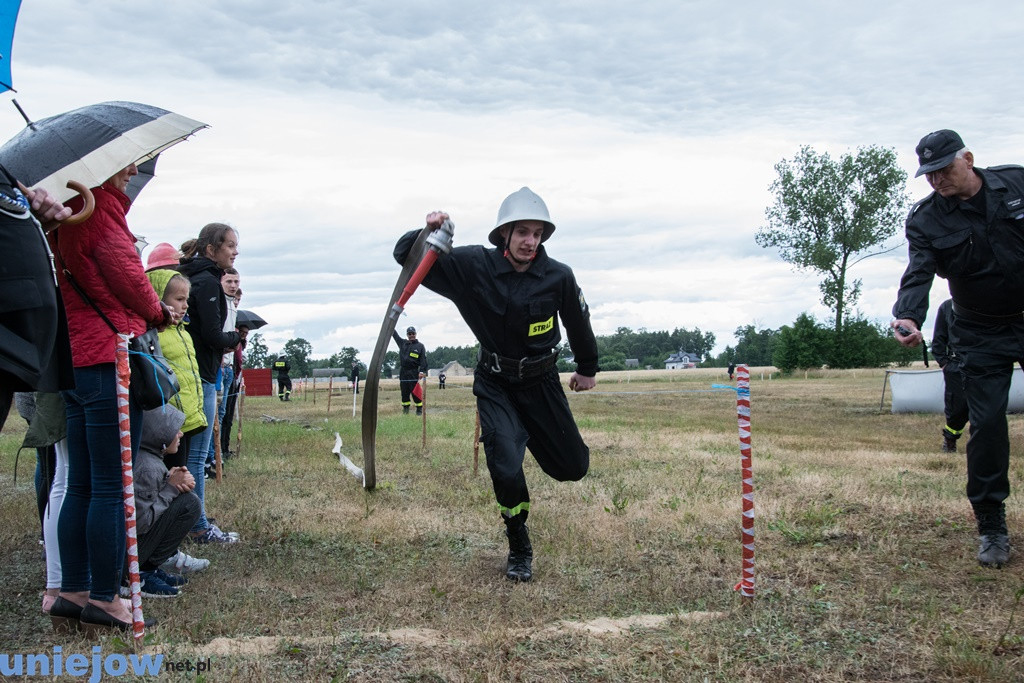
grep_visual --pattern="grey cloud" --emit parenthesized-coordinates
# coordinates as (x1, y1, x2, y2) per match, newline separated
(20, 1, 1024, 142)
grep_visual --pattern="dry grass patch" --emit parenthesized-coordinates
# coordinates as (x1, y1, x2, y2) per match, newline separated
(1, 369, 1022, 681)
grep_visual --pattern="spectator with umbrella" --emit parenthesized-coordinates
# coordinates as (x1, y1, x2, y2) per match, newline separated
(47, 161, 174, 633)
(8, 100, 209, 633)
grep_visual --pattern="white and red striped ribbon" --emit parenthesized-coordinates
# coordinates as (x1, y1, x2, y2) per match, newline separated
(116, 334, 145, 640)
(733, 364, 755, 599)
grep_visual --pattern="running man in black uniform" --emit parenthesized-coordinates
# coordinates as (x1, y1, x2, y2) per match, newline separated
(394, 187, 599, 581)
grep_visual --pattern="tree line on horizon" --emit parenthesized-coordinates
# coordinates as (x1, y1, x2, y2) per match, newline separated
(243, 316, 918, 378)
(243, 140, 923, 378)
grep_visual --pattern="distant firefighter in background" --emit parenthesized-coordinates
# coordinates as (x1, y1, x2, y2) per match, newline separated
(274, 354, 291, 401)
(392, 326, 427, 414)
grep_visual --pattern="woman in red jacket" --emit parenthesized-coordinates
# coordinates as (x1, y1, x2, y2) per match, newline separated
(48, 163, 171, 634)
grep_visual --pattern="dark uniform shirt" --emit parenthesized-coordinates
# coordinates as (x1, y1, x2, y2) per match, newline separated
(394, 230, 599, 377)
(273, 358, 290, 379)
(893, 165, 1024, 326)
(391, 330, 427, 375)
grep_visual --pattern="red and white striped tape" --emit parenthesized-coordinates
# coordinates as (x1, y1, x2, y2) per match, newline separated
(117, 335, 145, 640)
(733, 364, 755, 599)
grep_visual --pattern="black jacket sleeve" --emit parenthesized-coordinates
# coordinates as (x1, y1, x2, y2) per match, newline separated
(192, 273, 242, 352)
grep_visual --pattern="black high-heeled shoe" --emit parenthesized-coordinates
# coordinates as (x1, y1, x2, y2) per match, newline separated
(49, 596, 84, 633)
(79, 603, 157, 637)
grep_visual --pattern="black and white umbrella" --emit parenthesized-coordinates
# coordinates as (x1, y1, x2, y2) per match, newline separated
(0, 101, 208, 203)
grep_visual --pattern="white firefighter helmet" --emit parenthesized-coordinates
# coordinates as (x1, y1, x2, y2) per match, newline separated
(488, 187, 556, 247)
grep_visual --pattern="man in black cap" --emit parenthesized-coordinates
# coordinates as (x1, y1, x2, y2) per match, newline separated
(892, 129, 1024, 568)
(392, 326, 427, 414)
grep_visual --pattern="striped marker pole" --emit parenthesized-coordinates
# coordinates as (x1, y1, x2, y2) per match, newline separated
(733, 364, 755, 601)
(117, 335, 145, 640)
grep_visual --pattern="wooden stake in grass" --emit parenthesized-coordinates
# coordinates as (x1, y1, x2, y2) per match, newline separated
(420, 377, 427, 449)
(117, 335, 146, 641)
(733, 363, 755, 601)
(327, 375, 334, 413)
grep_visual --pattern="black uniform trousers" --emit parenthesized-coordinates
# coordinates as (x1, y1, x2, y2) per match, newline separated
(942, 365, 969, 435)
(950, 316, 1024, 509)
(399, 370, 421, 407)
(473, 369, 589, 520)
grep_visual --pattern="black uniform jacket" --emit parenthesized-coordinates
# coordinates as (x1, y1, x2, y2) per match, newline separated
(893, 165, 1024, 326)
(178, 256, 242, 383)
(394, 230, 599, 377)
(391, 330, 427, 375)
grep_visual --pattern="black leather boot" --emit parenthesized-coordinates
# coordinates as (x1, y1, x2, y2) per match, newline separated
(505, 521, 533, 582)
(974, 503, 1010, 568)
(941, 427, 959, 453)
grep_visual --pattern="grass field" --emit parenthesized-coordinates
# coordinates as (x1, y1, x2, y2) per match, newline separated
(1, 368, 1022, 682)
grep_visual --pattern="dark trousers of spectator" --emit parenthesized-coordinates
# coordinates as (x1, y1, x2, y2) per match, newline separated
(137, 491, 202, 572)
(473, 370, 589, 520)
(221, 389, 238, 454)
(35, 445, 57, 532)
(950, 317, 1024, 511)
(59, 363, 141, 601)
(942, 365, 969, 435)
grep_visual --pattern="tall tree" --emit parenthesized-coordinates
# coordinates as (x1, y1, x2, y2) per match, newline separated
(243, 332, 268, 369)
(732, 325, 779, 367)
(282, 338, 313, 378)
(773, 313, 829, 373)
(757, 145, 909, 335)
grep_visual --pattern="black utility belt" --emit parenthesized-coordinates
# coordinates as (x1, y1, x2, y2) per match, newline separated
(478, 347, 559, 380)
(952, 302, 1024, 325)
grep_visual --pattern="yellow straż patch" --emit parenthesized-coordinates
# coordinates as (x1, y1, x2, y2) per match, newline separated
(528, 316, 554, 336)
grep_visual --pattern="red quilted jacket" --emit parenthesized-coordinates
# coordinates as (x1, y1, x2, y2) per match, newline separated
(50, 183, 164, 367)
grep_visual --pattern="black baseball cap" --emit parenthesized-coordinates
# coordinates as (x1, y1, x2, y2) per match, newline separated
(406, 326, 416, 334)
(915, 129, 965, 177)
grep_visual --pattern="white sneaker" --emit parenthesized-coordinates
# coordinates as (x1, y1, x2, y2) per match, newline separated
(160, 550, 211, 574)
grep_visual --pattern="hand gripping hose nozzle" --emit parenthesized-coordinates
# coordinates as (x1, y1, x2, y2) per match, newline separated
(389, 219, 455, 321)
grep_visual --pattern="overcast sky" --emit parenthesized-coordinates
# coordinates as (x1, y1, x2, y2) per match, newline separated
(5, 1, 1023, 364)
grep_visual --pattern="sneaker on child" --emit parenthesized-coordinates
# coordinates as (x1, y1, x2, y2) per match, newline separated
(159, 550, 211, 574)
(139, 571, 180, 598)
(191, 524, 240, 544)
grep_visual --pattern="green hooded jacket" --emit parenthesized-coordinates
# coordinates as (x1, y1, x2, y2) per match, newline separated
(146, 269, 207, 436)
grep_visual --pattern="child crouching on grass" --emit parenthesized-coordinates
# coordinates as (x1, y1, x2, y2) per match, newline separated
(132, 406, 208, 597)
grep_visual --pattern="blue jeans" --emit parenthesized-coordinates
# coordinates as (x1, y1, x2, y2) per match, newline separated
(58, 363, 142, 602)
(206, 365, 233, 465)
(187, 380, 216, 533)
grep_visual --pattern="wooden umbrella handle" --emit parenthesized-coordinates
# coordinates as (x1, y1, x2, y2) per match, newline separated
(16, 180, 95, 225)
(60, 181, 96, 225)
